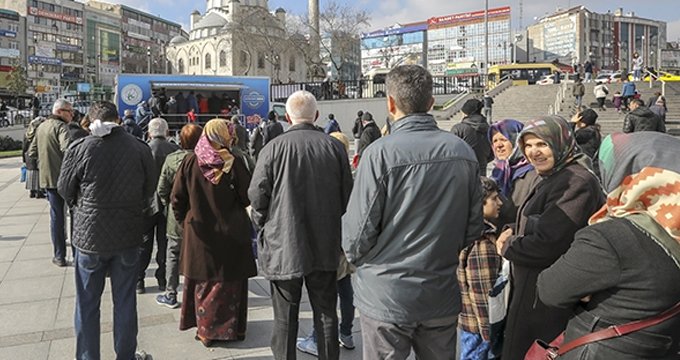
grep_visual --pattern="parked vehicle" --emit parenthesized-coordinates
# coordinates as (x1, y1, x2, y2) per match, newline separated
(536, 73, 579, 85)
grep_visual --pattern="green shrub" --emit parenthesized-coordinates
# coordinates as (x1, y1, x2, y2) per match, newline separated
(0, 135, 22, 151)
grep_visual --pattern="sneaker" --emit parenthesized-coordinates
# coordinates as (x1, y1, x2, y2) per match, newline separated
(136, 280, 145, 294)
(339, 333, 355, 349)
(296, 335, 318, 357)
(156, 293, 179, 309)
(135, 350, 148, 360)
(52, 257, 67, 267)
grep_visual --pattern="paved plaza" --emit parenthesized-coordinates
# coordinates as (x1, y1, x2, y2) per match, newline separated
(0, 156, 364, 360)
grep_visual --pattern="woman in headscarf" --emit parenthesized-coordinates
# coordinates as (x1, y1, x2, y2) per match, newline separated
(495, 115, 605, 360)
(171, 118, 257, 347)
(23, 116, 46, 198)
(537, 132, 680, 359)
(488, 119, 540, 228)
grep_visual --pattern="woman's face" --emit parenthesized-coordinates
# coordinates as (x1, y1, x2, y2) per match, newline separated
(522, 134, 555, 175)
(492, 131, 514, 160)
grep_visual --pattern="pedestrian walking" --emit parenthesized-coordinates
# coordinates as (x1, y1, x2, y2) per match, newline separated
(593, 82, 609, 110)
(572, 78, 585, 109)
(483, 93, 494, 123)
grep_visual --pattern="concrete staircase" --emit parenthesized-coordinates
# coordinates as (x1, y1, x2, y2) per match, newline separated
(436, 81, 680, 137)
(557, 81, 680, 136)
(436, 84, 560, 131)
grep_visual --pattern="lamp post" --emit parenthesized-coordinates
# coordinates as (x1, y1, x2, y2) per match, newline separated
(146, 46, 151, 74)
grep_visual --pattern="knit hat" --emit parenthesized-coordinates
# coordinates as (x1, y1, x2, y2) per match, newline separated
(461, 99, 483, 115)
(267, 110, 277, 121)
(328, 113, 335, 120)
(361, 112, 373, 121)
(579, 109, 598, 126)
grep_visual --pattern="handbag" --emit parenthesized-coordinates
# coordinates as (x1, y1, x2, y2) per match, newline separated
(525, 300, 680, 360)
(20, 165, 26, 183)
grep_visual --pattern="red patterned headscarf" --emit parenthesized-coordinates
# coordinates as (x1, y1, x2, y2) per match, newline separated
(589, 132, 680, 244)
(194, 119, 235, 185)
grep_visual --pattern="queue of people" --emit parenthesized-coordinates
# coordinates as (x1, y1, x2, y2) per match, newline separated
(19, 63, 680, 360)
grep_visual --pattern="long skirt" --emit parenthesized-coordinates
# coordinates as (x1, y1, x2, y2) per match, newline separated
(25, 169, 40, 191)
(179, 278, 248, 341)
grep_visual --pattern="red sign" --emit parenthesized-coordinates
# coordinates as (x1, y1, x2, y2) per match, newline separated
(428, 6, 511, 26)
(0, 65, 12, 72)
(28, 6, 83, 25)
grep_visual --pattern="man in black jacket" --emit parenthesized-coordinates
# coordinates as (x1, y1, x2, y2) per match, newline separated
(137, 117, 180, 294)
(623, 99, 666, 133)
(357, 112, 381, 157)
(248, 90, 353, 360)
(451, 99, 493, 173)
(58, 101, 155, 360)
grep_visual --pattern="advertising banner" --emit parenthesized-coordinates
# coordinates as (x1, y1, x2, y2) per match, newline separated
(28, 6, 83, 25)
(35, 42, 55, 58)
(0, 48, 20, 58)
(28, 56, 62, 65)
(428, 6, 511, 27)
(0, 30, 16, 38)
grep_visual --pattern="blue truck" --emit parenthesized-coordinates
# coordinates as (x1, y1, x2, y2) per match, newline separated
(114, 74, 272, 130)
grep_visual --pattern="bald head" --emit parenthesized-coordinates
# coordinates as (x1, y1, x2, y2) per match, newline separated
(285, 90, 318, 124)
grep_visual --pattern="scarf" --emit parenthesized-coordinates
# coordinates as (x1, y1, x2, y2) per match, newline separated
(194, 119, 235, 185)
(89, 119, 119, 137)
(589, 132, 680, 266)
(488, 119, 534, 197)
(518, 115, 576, 177)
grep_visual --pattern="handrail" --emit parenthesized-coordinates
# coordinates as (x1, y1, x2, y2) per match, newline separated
(441, 90, 470, 111)
(643, 69, 666, 95)
(551, 81, 568, 115)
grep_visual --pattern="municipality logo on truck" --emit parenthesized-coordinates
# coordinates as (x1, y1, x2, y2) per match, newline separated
(121, 84, 144, 106)
(243, 91, 265, 109)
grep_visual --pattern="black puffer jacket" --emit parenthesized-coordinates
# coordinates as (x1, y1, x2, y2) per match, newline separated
(451, 114, 493, 172)
(357, 121, 381, 155)
(623, 106, 666, 133)
(58, 127, 156, 254)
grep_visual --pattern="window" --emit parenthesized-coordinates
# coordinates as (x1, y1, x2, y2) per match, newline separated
(219, 50, 226, 67)
(178, 58, 184, 73)
(240, 50, 248, 67)
(205, 53, 211, 69)
(289, 54, 295, 72)
(257, 52, 265, 69)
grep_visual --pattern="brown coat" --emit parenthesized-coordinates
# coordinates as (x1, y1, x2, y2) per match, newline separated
(171, 153, 257, 281)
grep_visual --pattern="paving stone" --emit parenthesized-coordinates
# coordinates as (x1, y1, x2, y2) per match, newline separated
(0, 300, 58, 338)
(0, 274, 64, 305)
(3, 258, 67, 280)
(0, 340, 49, 360)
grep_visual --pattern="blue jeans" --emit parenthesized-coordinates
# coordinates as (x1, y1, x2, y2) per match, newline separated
(46, 189, 66, 260)
(306, 274, 355, 342)
(459, 329, 492, 360)
(74, 247, 140, 360)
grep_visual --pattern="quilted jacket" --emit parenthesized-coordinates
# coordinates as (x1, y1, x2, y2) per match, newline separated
(58, 127, 157, 254)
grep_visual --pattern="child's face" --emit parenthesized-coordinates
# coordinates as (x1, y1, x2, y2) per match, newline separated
(483, 191, 503, 220)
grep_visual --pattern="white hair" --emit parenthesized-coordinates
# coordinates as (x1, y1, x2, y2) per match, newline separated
(285, 90, 317, 124)
(148, 117, 169, 138)
(52, 99, 71, 115)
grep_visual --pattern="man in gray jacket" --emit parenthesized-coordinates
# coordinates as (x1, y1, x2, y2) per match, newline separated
(248, 90, 353, 360)
(28, 99, 72, 267)
(343, 65, 484, 359)
(58, 101, 155, 360)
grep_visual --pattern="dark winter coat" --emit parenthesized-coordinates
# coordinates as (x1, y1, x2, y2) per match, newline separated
(234, 122, 249, 152)
(67, 122, 88, 142)
(575, 125, 602, 160)
(122, 116, 144, 139)
(172, 153, 257, 281)
(538, 218, 680, 360)
(352, 117, 363, 139)
(57, 127, 156, 254)
(500, 162, 605, 360)
(496, 170, 541, 230)
(175, 93, 187, 114)
(263, 120, 284, 144)
(248, 123, 353, 280)
(250, 125, 264, 160)
(623, 106, 666, 133)
(357, 121, 381, 155)
(147, 137, 180, 215)
(451, 114, 493, 173)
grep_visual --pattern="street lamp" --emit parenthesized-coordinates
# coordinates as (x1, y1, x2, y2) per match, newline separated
(146, 46, 151, 74)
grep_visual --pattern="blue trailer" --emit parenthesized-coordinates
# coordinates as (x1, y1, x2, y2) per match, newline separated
(114, 74, 270, 130)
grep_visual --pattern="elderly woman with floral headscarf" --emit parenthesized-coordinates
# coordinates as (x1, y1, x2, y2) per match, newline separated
(495, 115, 605, 360)
(488, 119, 540, 228)
(536, 132, 680, 359)
(171, 118, 257, 347)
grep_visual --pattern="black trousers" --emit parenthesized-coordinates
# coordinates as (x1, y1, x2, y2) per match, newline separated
(138, 213, 167, 285)
(270, 271, 339, 360)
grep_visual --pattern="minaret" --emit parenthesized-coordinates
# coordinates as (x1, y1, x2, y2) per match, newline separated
(308, 0, 320, 62)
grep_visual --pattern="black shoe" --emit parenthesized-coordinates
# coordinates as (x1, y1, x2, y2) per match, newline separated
(52, 257, 67, 267)
(136, 280, 145, 294)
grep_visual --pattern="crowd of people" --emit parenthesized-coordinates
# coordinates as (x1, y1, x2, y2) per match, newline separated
(20, 63, 680, 360)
